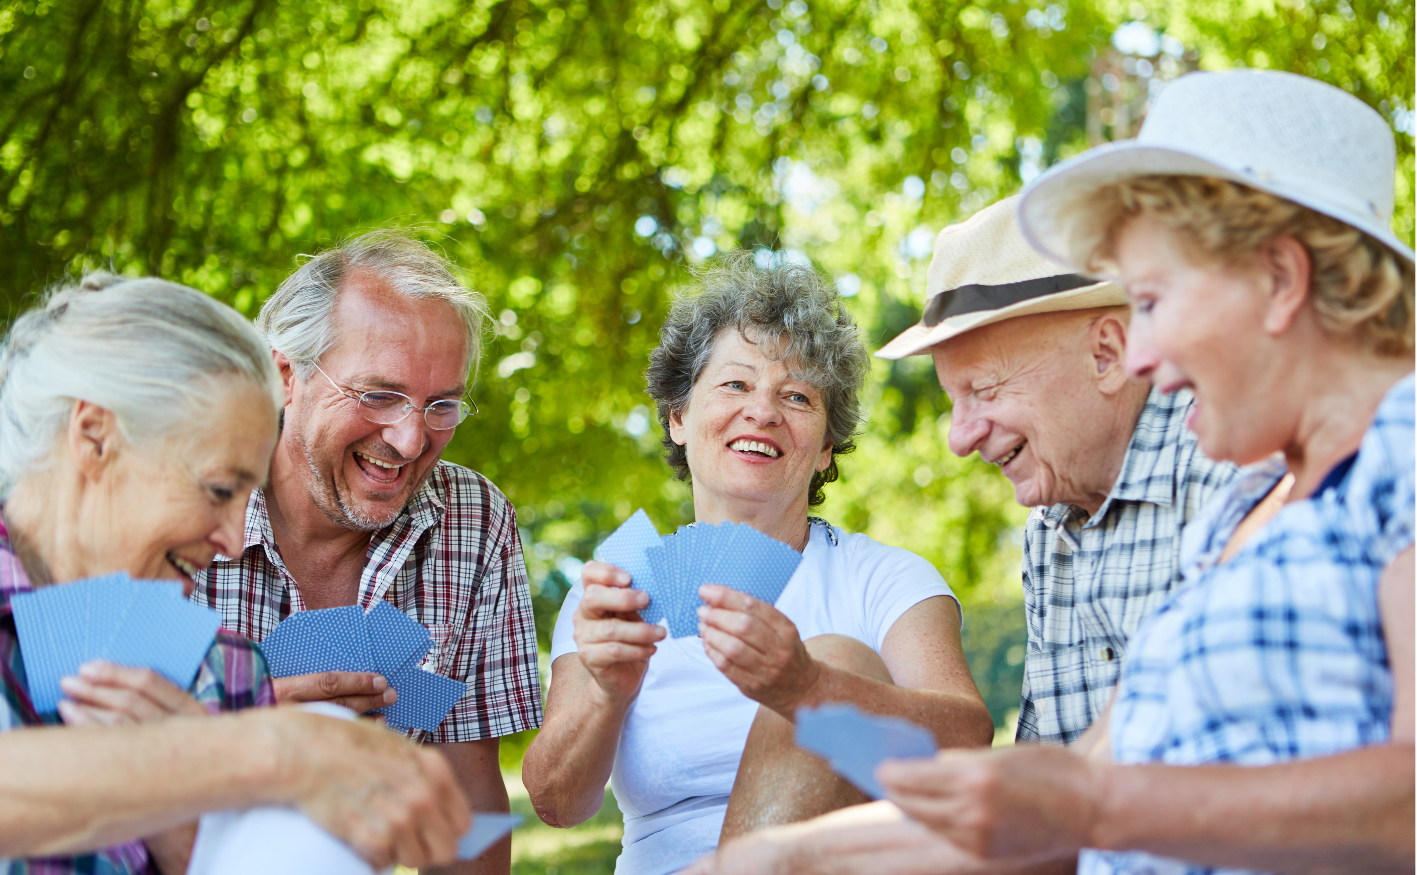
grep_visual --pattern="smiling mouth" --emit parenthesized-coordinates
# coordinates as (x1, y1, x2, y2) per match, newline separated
(354, 451, 407, 483)
(729, 439, 782, 459)
(166, 552, 203, 582)
(993, 442, 1025, 468)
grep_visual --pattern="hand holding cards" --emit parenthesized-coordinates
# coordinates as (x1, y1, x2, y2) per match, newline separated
(10, 573, 222, 713)
(261, 601, 466, 733)
(595, 509, 803, 637)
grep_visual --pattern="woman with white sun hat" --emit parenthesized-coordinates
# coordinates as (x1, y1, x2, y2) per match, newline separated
(684, 69, 1414, 875)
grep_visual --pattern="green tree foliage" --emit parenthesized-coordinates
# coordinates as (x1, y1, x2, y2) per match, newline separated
(2, 0, 1411, 732)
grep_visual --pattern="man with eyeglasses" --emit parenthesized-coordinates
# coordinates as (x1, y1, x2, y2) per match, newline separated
(191, 231, 541, 875)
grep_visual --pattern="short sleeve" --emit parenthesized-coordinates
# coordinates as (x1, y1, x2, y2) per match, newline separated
(847, 535, 957, 652)
(550, 581, 585, 664)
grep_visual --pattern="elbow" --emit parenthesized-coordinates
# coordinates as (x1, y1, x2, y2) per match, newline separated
(521, 763, 594, 829)
(971, 704, 998, 747)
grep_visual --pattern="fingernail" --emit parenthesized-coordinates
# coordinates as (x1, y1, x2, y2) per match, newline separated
(78, 661, 105, 678)
(372, 675, 387, 692)
(617, 572, 631, 584)
(383, 688, 397, 704)
(697, 605, 708, 617)
(59, 675, 81, 691)
(636, 591, 649, 606)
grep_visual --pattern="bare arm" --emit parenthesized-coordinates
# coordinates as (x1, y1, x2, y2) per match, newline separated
(425, 739, 509, 875)
(0, 708, 470, 870)
(521, 561, 666, 828)
(698, 589, 995, 747)
(687, 800, 1075, 875)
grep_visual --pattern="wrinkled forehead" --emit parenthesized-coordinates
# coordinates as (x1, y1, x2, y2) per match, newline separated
(933, 311, 1092, 389)
(706, 323, 821, 386)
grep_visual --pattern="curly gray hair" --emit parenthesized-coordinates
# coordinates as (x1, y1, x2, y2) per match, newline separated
(646, 252, 871, 507)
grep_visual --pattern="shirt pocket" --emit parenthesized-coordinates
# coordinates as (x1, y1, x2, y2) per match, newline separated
(420, 622, 467, 678)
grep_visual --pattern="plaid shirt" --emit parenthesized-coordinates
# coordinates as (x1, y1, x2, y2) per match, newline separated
(0, 517, 275, 875)
(1083, 373, 1414, 875)
(191, 460, 543, 743)
(1017, 388, 1238, 745)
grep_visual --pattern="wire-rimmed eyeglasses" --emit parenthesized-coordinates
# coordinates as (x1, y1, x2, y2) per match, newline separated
(312, 362, 477, 431)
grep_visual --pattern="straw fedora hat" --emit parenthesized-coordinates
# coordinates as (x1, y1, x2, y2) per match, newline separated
(876, 196, 1125, 360)
(1018, 69, 1415, 270)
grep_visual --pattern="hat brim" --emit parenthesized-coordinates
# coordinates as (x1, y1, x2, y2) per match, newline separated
(1018, 141, 1416, 273)
(875, 278, 1125, 360)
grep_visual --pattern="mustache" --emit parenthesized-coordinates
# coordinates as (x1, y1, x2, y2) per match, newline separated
(352, 439, 418, 464)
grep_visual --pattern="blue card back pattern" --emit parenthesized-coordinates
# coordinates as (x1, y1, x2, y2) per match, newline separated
(11, 574, 221, 714)
(795, 703, 937, 799)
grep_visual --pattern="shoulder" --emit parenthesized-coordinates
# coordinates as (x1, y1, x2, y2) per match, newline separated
(821, 528, 948, 586)
(428, 461, 515, 510)
(425, 461, 520, 537)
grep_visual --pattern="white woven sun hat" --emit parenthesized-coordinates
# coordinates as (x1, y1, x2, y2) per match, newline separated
(1017, 68, 1415, 271)
(877, 196, 1124, 360)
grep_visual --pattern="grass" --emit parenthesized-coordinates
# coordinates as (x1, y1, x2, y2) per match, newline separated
(395, 775, 623, 875)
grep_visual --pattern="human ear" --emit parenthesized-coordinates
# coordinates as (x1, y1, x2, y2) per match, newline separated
(1089, 312, 1131, 396)
(1260, 236, 1312, 337)
(667, 406, 688, 447)
(67, 401, 121, 482)
(272, 350, 297, 408)
(816, 442, 834, 472)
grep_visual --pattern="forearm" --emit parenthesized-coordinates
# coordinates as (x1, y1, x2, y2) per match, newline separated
(737, 802, 1074, 875)
(427, 740, 510, 875)
(1092, 744, 1414, 874)
(0, 712, 284, 856)
(792, 664, 996, 748)
(522, 683, 630, 827)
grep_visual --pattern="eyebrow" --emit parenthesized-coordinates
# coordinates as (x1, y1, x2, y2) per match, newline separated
(348, 374, 468, 399)
(720, 360, 760, 372)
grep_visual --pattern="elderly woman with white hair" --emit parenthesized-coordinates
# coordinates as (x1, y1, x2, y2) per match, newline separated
(522, 253, 995, 875)
(0, 274, 469, 874)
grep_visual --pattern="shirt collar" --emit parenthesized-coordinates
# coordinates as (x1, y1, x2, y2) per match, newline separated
(1043, 387, 1196, 530)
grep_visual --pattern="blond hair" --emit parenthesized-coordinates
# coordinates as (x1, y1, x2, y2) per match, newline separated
(1066, 175, 1413, 356)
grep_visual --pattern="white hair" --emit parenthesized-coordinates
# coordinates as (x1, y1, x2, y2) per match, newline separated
(0, 272, 283, 497)
(257, 230, 489, 380)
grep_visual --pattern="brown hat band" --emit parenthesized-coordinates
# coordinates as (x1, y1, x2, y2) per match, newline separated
(922, 273, 1095, 327)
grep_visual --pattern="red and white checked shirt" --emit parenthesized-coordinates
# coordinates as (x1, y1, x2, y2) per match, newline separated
(191, 461, 543, 743)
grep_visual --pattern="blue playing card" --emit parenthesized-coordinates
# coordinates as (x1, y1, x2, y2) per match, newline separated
(795, 703, 937, 799)
(104, 582, 223, 693)
(259, 607, 372, 678)
(378, 660, 468, 732)
(457, 813, 523, 861)
(365, 600, 431, 677)
(596, 509, 665, 623)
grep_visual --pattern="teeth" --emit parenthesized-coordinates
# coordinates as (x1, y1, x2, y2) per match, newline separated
(995, 445, 1023, 467)
(167, 553, 200, 578)
(357, 452, 403, 470)
(730, 439, 781, 458)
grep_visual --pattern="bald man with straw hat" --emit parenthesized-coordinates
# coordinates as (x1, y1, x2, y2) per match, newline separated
(880, 195, 1236, 748)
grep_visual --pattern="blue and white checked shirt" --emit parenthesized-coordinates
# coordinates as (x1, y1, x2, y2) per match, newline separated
(1081, 372, 1415, 875)
(1017, 388, 1238, 745)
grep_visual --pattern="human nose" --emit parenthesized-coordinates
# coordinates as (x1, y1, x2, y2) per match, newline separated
(947, 402, 989, 459)
(381, 413, 428, 459)
(741, 388, 783, 427)
(1124, 321, 1161, 383)
(211, 498, 247, 559)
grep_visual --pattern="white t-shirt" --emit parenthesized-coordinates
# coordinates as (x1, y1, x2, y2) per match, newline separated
(550, 521, 957, 875)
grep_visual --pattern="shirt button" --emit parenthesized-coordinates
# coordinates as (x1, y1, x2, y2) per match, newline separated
(1101, 646, 1115, 662)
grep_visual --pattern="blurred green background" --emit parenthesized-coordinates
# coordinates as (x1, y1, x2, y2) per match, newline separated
(2, 0, 1410, 870)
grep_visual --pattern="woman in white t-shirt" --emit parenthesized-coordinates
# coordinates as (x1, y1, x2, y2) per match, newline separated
(522, 253, 996, 875)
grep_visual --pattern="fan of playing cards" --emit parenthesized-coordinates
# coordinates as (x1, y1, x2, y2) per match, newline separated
(10, 573, 223, 714)
(595, 509, 804, 638)
(259, 601, 466, 733)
